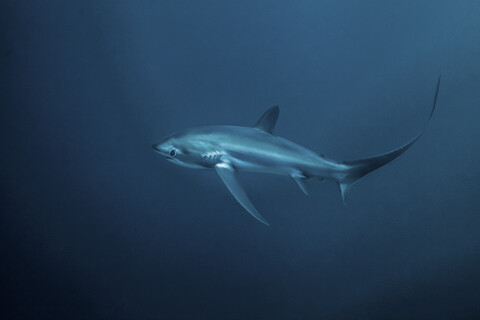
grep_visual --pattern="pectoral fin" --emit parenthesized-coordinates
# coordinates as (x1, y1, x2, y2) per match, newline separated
(215, 163, 270, 226)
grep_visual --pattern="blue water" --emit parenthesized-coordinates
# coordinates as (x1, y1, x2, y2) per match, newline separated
(2, 1, 480, 319)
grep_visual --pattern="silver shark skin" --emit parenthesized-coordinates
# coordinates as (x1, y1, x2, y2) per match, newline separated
(153, 77, 441, 225)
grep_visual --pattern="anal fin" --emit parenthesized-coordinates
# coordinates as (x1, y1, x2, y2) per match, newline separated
(338, 182, 351, 204)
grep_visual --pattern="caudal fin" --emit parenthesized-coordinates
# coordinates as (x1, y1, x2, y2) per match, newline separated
(338, 76, 441, 203)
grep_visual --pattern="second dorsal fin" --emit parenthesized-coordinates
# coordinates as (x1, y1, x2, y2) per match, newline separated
(254, 106, 279, 135)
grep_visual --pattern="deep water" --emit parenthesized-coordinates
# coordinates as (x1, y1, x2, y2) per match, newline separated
(2, 1, 480, 319)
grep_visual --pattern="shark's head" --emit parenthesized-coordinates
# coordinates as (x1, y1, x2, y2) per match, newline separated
(152, 130, 209, 169)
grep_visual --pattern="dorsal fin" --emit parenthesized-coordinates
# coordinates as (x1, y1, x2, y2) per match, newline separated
(254, 106, 279, 134)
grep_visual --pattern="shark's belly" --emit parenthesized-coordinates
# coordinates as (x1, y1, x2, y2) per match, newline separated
(226, 149, 316, 176)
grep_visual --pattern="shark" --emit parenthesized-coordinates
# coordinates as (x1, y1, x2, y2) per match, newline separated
(153, 77, 440, 225)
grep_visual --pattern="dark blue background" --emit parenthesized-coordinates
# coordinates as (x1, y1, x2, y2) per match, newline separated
(2, 1, 480, 319)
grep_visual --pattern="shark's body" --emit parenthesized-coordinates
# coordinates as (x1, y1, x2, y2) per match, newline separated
(167, 125, 341, 176)
(153, 77, 440, 225)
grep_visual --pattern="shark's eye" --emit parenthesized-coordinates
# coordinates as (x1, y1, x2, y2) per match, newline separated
(169, 149, 176, 157)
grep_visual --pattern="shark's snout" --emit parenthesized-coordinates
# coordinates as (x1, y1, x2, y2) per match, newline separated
(152, 143, 165, 155)
(152, 142, 173, 160)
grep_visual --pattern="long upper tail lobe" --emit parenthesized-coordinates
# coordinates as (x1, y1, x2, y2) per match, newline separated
(337, 76, 441, 202)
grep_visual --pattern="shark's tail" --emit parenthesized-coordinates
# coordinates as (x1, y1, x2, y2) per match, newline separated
(337, 76, 441, 203)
